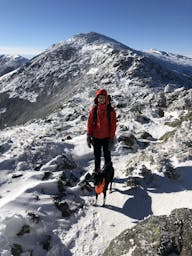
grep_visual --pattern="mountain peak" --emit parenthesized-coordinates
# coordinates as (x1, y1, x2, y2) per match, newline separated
(71, 32, 130, 49)
(49, 32, 131, 52)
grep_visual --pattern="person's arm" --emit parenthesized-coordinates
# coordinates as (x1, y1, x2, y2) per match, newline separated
(110, 109, 116, 140)
(87, 108, 94, 148)
(87, 108, 94, 136)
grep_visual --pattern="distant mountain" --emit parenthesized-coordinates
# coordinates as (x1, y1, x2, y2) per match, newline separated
(143, 49, 192, 78)
(0, 54, 28, 77)
(0, 32, 191, 129)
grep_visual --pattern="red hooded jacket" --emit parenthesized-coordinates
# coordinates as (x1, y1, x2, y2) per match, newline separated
(87, 89, 116, 140)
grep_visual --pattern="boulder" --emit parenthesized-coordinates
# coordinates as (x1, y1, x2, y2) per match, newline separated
(103, 208, 192, 256)
(118, 133, 138, 148)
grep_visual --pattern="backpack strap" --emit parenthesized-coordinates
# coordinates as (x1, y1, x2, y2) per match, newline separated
(93, 95, 114, 127)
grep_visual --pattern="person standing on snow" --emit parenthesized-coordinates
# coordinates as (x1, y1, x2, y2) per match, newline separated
(86, 89, 116, 172)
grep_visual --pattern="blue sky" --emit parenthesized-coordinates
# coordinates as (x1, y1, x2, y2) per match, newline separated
(0, 0, 191, 58)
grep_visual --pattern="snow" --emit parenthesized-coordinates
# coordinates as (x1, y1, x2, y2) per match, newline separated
(0, 33, 192, 255)
(87, 67, 99, 75)
(143, 48, 192, 76)
(0, 107, 192, 255)
(143, 118, 174, 139)
(0, 108, 7, 114)
(147, 49, 192, 66)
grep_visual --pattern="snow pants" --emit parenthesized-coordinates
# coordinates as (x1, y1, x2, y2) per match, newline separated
(93, 137, 111, 171)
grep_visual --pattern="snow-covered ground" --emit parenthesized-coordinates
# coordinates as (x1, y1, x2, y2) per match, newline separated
(0, 105, 192, 256)
(61, 135, 192, 256)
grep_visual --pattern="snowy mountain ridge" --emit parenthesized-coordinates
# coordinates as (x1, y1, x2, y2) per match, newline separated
(0, 32, 192, 255)
(0, 32, 191, 130)
(143, 48, 192, 77)
(0, 54, 28, 77)
(147, 48, 192, 62)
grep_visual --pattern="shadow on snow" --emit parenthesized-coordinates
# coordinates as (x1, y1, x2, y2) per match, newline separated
(103, 164, 192, 221)
(105, 186, 152, 221)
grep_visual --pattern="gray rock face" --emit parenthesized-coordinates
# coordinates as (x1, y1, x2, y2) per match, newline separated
(103, 208, 192, 256)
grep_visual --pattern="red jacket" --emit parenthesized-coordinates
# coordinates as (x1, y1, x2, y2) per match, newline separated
(87, 90, 116, 140)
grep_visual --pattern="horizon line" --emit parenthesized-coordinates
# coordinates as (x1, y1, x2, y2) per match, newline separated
(0, 45, 192, 59)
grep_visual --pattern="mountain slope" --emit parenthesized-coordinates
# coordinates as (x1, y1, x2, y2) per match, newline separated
(0, 32, 191, 129)
(143, 48, 192, 79)
(0, 54, 28, 77)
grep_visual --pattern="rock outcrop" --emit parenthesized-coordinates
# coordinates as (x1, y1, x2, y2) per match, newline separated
(103, 208, 192, 256)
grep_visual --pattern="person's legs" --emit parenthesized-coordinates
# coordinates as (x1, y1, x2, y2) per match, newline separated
(93, 138, 102, 171)
(102, 138, 111, 166)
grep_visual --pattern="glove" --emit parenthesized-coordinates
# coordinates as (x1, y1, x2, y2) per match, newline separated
(108, 139, 114, 151)
(87, 135, 93, 148)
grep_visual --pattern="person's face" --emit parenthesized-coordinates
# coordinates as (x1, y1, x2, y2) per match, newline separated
(97, 94, 106, 104)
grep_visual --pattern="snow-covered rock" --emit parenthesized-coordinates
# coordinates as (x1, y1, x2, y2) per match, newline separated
(104, 208, 192, 256)
(0, 54, 28, 77)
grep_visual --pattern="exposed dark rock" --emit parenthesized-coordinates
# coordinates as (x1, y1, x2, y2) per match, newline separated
(126, 176, 143, 187)
(155, 91, 167, 108)
(135, 114, 151, 124)
(138, 165, 152, 177)
(125, 166, 135, 176)
(118, 133, 138, 148)
(0, 142, 11, 153)
(70, 172, 78, 182)
(65, 135, 72, 140)
(119, 124, 129, 131)
(126, 165, 152, 188)
(60, 171, 67, 181)
(157, 107, 165, 117)
(116, 102, 128, 108)
(27, 212, 40, 224)
(12, 173, 23, 179)
(160, 130, 177, 142)
(16, 225, 30, 236)
(42, 235, 51, 251)
(103, 208, 192, 256)
(159, 159, 179, 180)
(57, 179, 65, 192)
(34, 164, 43, 171)
(137, 140, 150, 149)
(54, 200, 71, 217)
(139, 131, 154, 140)
(11, 243, 23, 256)
(55, 154, 77, 171)
(42, 171, 52, 180)
(65, 179, 73, 187)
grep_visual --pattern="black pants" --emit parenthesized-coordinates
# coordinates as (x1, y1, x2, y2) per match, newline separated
(93, 137, 111, 171)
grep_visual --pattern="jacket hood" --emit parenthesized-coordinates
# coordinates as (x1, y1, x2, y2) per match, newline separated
(96, 89, 108, 97)
(94, 89, 109, 104)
